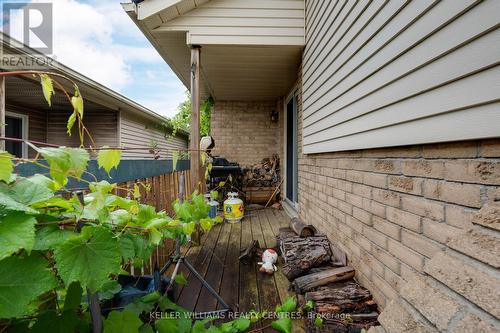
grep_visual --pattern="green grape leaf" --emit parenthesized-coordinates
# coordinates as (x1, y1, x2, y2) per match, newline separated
(192, 318, 215, 333)
(271, 318, 292, 333)
(103, 310, 142, 333)
(28, 174, 57, 191)
(97, 147, 121, 175)
(200, 219, 213, 232)
(182, 222, 196, 235)
(0, 254, 56, 318)
(232, 318, 251, 331)
(54, 227, 121, 292)
(32, 146, 89, 188)
(0, 191, 37, 214)
(67, 111, 77, 135)
(303, 300, 315, 312)
(0, 213, 37, 260)
(90, 180, 115, 194)
(71, 90, 84, 118)
(33, 225, 77, 251)
(124, 298, 155, 316)
(0, 151, 13, 183)
(141, 291, 161, 303)
(139, 324, 155, 333)
(133, 184, 141, 199)
(174, 272, 187, 286)
(149, 227, 163, 245)
(99, 280, 122, 301)
(156, 313, 192, 333)
(277, 296, 297, 313)
(314, 315, 323, 328)
(11, 177, 54, 205)
(64, 281, 83, 311)
(172, 151, 179, 171)
(144, 217, 171, 230)
(119, 234, 136, 261)
(32, 310, 80, 333)
(40, 74, 54, 107)
(158, 296, 189, 313)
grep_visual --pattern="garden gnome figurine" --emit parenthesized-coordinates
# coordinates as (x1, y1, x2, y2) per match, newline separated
(259, 249, 278, 275)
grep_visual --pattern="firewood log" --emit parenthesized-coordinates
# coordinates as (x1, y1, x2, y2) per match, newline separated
(290, 217, 317, 237)
(293, 266, 355, 292)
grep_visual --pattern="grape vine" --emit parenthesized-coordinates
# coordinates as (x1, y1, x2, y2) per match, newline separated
(0, 72, 315, 333)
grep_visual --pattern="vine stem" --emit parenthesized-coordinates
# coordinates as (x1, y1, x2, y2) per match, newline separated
(247, 324, 272, 333)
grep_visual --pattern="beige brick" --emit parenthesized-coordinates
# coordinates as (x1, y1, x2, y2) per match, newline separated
(346, 170, 364, 183)
(338, 200, 352, 215)
(346, 193, 363, 208)
(400, 263, 424, 284)
(373, 216, 401, 240)
(354, 232, 372, 252)
(384, 266, 404, 292)
(363, 198, 386, 218)
(374, 159, 401, 174)
(372, 271, 399, 301)
(373, 245, 401, 274)
(472, 202, 500, 231)
(367, 325, 387, 333)
(425, 252, 500, 318)
(364, 172, 388, 188)
(422, 218, 461, 245)
(346, 215, 364, 234)
(386, 207, 421, 233)
(444, 160, 500, 185)
(447, 227, 500, 268)
(388, 176, 422, 195)
(479, 139, 500, 157)
(372, 188, 400, 207)
(352, 183, 372, 198)
(378, 300, 439, 333)
(400, 276, 462, 331)
(423, 179, 482, 208)
(401, 196, 444, 221)
(454, 313, 499, 333)
(362, 252, 385, 277)
(401, 229, 444, 258)
(422, 141, 478, 158)
(445, 204, 474, 229)
(387, 239, 425, 271)
(353, 207, 372, 225)
(362, 146, 422, 158)
(402, 160, 445, 179)
(363, 226, 388, 249)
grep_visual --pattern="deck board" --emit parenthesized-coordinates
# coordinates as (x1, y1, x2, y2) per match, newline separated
(170, 209, 304, 332)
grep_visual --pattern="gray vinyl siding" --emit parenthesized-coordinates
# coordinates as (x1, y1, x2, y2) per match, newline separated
(302, 0, 500, 154)
(120, 112, 188, 160)
(156, 0, 305, 46)
(47, 109, 119, 148)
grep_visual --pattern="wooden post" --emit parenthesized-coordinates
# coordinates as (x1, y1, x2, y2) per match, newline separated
(190, 45, 201, 193)
(0, 76, 5, 151)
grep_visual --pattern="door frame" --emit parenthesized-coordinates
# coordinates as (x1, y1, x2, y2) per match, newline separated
(283, 86, 299, 210)
(5, 111, 29, 158)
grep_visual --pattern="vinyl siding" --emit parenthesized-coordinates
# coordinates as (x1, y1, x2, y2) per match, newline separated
(302, 0, 500, 154)
(47, 109, 119, 148)
(120, 112, 188, 160)
(154, 0, 305, 46)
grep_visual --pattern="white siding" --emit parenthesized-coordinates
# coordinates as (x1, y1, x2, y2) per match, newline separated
(153, 0, 305, 46)
(120, 112, 188, 160)
(302, 0, 500, 154)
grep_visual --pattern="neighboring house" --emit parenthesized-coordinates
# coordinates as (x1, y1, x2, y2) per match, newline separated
(0, 33, 188, 160)
(124, 1, 500, 331)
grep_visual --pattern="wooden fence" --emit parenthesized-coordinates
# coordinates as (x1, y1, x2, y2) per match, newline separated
(116, 169, 194, 276)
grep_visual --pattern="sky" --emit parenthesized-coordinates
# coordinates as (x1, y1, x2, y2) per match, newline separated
(1, 0, 187, 118)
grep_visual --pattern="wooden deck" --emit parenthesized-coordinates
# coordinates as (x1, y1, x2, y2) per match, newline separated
(172, 208, 295, 320)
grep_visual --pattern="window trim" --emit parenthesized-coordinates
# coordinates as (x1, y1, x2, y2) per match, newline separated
(5, 111, 29, 158)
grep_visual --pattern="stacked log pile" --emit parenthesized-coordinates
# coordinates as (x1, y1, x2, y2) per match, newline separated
(242, 155, 281, 204)
(242, 154, 280, 188)
(278, 219, 380, 333)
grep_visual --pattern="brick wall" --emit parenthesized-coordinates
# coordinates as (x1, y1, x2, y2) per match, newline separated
(211, 101, 280, 167)
(294, 70, 500, 331)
